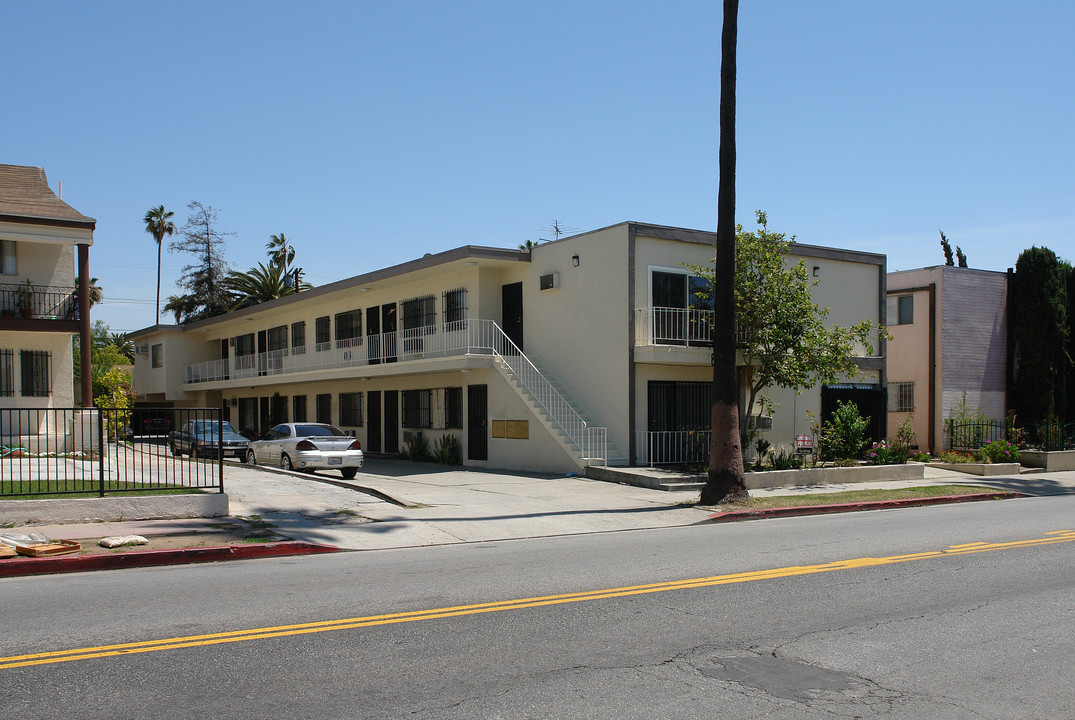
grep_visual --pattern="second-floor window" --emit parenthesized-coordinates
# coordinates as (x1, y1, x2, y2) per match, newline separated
(335, 310, 362, 348)
(0, 239, 15, 275)
(402, 296, 436, 333)
(151, 343, 163, 368)
(234, 333, 255, 356)
(315, 316, 330, 350)
(267, 325, 287, 353)
(443, 288, 467, 326)
(888, 295, 914, 325)
(291, 321, 306, 354)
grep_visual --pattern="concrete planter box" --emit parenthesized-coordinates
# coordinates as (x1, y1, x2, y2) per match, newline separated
(1019, 450, 1075, 472)
(0, 493, 229, 526)
(927, 462, 1021, 476)
(743, 463, 924, 490)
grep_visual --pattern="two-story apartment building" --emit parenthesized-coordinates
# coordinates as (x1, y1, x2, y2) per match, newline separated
(130, 222, 885, 473)
(886, 266, 1009, 454)
(0, 164, 95, 449)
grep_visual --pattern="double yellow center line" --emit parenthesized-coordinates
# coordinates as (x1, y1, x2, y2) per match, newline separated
(4, 530, 1073, 670)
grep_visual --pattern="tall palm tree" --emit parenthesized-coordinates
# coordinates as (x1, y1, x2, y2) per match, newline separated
(266, 233, 295, 272)
(143, 205, 176, 325)
(701, 0, 747, 504)
(74, 276, 103, 307)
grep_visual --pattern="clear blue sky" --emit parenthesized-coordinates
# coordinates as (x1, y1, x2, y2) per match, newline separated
(5, 1, 1073, 333)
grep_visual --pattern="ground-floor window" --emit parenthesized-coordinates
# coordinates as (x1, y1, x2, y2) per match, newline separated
(444, 387, 463, 428)
(402, 389, 432, 428)
(647, 380, 710, 430)
(293, 395, 307, 422)
(316, 393, 332, 424)
(19, 350, 50, 397)
(0, 349, 13, 396)
(339, 392, 363, 426)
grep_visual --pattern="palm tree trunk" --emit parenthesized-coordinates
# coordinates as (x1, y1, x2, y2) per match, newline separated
(156, 239, 162, 325)
(701, 0, 748, 505)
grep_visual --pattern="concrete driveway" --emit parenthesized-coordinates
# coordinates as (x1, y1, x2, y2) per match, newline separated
(224, 458, 711, 550)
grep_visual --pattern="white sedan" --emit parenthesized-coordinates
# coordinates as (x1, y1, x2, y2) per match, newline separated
(246, 423, 364, 478)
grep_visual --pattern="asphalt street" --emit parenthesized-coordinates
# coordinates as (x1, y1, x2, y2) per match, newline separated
(2, 492, 1072, 719)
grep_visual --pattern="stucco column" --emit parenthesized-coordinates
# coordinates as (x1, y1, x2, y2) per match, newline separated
(78, 243, 92, 407)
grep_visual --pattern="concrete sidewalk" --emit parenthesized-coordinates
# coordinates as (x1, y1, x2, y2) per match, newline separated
(4, 461, 1073, 577)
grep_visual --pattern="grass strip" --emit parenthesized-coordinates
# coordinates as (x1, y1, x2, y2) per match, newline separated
(705, 485, 1003, 510)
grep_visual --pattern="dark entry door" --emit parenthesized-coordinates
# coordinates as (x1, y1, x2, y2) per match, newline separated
(257, 330, 267, 376)
(366, 306, 381, 365)
(501, 282, 523, 351)
(367, 391, 382, 453)
(384, 390, 399, 454)
(821, 384, 887, 445)
(382, 304, 397, 363)
(467, 384, 488, 461)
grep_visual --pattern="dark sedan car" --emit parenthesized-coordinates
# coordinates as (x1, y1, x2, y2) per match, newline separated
(169, 420, 249, 460)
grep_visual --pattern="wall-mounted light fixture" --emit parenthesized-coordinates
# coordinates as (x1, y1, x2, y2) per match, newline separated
(361, 287, 370, 292)
(572, 255, 580, 267)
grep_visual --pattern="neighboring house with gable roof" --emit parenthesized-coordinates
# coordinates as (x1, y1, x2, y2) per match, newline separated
(129, 222, 885, 474)
(0, 164, 95, 445)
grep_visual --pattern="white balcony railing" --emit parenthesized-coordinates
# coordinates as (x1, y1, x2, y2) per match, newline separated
(634, 429, 711, 467)
(182, 318, 605, 465)
(635, 307, 713, 347)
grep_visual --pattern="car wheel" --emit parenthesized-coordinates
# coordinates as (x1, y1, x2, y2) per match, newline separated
(280, 454, 293, 471)
(341, 468, 357, 480)
(170, 442, 181, 456)
(191, 444, 201, 459)
(246, 450, 257, 466)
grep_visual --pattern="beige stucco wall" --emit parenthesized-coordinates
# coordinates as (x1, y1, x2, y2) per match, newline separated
(885, 269, 935, 451)
(0, 330, 74, 409)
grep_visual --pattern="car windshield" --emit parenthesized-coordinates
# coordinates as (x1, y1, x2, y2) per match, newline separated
(294, 424, 346, 437)
(192, 421, 239, 435)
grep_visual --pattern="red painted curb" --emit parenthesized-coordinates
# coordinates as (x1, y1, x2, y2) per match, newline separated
(0, 541, 339, 578)
(703, 492, 1024, 524)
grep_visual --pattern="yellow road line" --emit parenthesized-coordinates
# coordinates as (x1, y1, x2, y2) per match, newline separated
(3, 529, 1073, 670)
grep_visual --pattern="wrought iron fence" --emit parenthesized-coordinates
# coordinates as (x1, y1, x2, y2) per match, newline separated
(0, 282, 79, 319)
(0, 406, 224, 497)
(946, 418, 1075, 452)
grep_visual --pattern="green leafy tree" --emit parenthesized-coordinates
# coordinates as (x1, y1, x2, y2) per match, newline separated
(169, 201, 233, 321)
(143, 205, 176, 325)
(700, 0, 746, 505)
(1010, 246, 1070, 423)
(164, 294, 192, 324)
(690, 211, 882, 450)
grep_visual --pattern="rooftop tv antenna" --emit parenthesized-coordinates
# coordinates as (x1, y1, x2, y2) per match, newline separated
(539, 220, 577, 242)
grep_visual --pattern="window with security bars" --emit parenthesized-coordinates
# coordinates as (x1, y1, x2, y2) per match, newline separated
(267, 325, 288, 352)
(339, 392, 363, 426)
(402, 296, 436, 332)
(335, 310, 362, 347)
(647, 380, 711, 431)
(0, 349, 13, 396)
(291, 321, 306, 354)
(315, 316, 331, 349)
(443, 288, 468, 326)
(889, 382, 914, 412)
(402, 389, 432, 428)
(444, 387, 463, 428)
(20, 350, 50, 397)
(316, 393, 332, 424)
(293, 395, 308, 422)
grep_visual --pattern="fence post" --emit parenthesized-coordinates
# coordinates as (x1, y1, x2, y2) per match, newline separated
(97, 407, 105, 497)
(218, 407, 225, 493)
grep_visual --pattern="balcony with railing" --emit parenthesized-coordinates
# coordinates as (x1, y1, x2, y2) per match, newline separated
(184, 319, 494, 385)
(634, 307, 713, 348)
(0, 282, 80, 324)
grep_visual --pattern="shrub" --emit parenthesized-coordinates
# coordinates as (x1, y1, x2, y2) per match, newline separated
(978, 439, 1020, 464)
(818, 400, 869, 461)
(434, 434, 461, 465)
(399, 434, 430, 462)
(768, 447, 803, 470)
(937, 450, 975, 464)
(911, 452, 930, 463)
(865, 440, 908, 465)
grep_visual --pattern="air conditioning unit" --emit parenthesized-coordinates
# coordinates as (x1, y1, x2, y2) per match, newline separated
(343, 350, 352, 361)
(539, 272, 560, 291)
(748, 415, 773, 431)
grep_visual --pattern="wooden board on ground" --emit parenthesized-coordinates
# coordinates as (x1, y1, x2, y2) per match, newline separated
(16, 540, 82, 557)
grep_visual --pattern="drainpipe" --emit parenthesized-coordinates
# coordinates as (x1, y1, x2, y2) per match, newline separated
(78, 244, 92, 407)
(928, 282, 936, 454)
